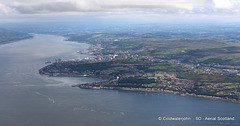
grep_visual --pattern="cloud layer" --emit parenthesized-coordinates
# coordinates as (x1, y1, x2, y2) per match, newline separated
(0, 0, 239, 16)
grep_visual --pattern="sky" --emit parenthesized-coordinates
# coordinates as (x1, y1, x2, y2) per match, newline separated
(0, 0, 240, 23)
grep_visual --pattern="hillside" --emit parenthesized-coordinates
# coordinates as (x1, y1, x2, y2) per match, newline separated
(0, 28, 33, 44)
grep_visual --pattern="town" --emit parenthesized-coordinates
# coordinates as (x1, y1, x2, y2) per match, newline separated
(40, 32, 240, 103)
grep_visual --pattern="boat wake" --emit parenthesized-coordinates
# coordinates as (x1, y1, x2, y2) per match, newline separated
(35, 91, 55, 103)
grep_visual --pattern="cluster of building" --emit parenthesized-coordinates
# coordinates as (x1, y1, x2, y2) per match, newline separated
(41, 36, 240, 102)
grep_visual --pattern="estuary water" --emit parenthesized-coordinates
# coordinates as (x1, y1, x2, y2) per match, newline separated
(0, 34, 239, 126)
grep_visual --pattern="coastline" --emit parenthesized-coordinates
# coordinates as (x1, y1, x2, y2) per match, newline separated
(0, 34, 33, 45)
(72, 83, 240, 104)
(40, 68, 240, 104)
(38, 36, 240, 104)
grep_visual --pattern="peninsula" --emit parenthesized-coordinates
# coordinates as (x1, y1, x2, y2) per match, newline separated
(39, 31, 240, 103)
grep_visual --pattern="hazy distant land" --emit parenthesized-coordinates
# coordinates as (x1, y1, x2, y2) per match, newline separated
(0, 28, 33, 45)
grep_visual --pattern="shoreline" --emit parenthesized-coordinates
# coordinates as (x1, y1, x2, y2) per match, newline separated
(72, 83, 240, 104)
(0, 35, 33, 45)
(39, 35, 240, 104)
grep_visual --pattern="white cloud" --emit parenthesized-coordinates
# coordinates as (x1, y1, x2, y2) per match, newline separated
(0, 0, 238, 16)
(0, 0, 210, 14)
(0, 2, 16, 14)
(213, 0, 233, 9)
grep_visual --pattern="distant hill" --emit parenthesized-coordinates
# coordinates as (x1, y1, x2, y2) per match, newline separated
(0, 28, 33, 44)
